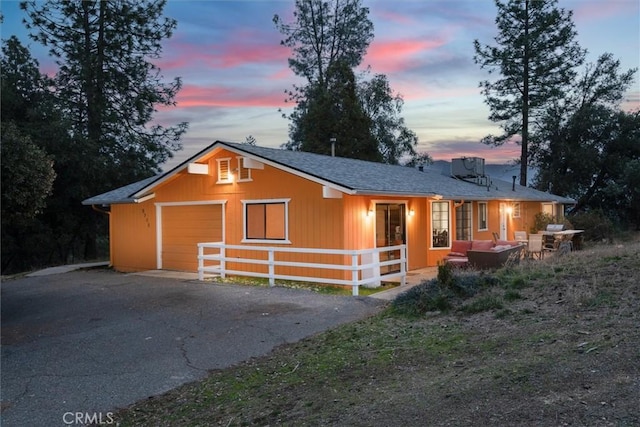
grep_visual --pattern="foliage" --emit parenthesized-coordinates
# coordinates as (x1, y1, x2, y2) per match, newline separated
(1, 1, 186, 273)
(275, 0, 418, 164)
(529, 212, 573, 235)
(21, 0, 187, 181)
(474, 0, 584, 186)
(357, 73, 419, 164)
(0, 123, 56, 224)
(294, 61, 381, 161)
(568, 209, 616, 242)
(273, 0, 373, 89)
(392, 269, 501, 317)
(531, 54, 639, 229)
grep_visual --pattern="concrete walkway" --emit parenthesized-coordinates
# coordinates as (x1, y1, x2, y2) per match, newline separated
(25, 261, 110, 277)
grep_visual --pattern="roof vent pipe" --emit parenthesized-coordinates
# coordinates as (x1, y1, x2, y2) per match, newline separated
(418, 165, 424, 172)
(512, 175, 517, 191)
(330, 137, 336, 157)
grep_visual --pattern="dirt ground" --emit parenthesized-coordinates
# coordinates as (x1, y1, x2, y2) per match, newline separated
(117, 241, 640, 426)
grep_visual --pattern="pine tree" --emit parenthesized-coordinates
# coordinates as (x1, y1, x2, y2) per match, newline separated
(474, 0, 584, 185)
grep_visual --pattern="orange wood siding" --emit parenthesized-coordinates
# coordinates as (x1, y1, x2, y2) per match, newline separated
(107, 146, 558, 276)
(110, 203, 156, 272)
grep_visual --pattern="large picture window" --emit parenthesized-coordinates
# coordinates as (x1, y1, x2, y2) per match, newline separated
(242, 199, 290, 242)
(431, 201, 450, 248)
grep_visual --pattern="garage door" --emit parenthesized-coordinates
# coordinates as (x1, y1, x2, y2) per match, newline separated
(161, 204, 223, 271)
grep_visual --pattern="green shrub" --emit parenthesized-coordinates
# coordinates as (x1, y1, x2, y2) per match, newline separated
(569, 209, 616, 242)
(391, 279, 452, 316)
(391, 271, 502, 317)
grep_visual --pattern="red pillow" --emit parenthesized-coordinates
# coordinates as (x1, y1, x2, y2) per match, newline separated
(472, 240, 494, 251)
(450, 240, 472, 255)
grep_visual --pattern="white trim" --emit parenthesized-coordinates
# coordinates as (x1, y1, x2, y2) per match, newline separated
(243, 157, 264, 169)
(187, 163, 209, 175)
(322, 186, 343, 199)
(241, 198, 291, 243)
(155, 200, 227, 269)
(134, 193, 155, 203)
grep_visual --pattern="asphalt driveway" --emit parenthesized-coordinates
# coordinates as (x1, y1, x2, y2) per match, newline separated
(1, 268, 385, 426)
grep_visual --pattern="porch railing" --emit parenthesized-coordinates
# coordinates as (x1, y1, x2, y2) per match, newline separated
(197, 242, 406, 296)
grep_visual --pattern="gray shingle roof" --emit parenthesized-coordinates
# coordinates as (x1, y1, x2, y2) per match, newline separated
(82, 141, 575, 205)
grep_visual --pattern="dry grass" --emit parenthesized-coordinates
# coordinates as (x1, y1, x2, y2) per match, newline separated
(115, 240, 640, 426)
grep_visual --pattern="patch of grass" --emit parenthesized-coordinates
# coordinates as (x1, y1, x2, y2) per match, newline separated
(584, 290, 617, 308)
(210, 275, 398, 296)
(460, 295, 504, 314)
(504, 289, 522, 301)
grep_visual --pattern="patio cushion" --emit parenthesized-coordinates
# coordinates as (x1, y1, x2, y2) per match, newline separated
(496, 240, 520, 247)
(471, 240, 494, 251)
(450, 240, 473, 256)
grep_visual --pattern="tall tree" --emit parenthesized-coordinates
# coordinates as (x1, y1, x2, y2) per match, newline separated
(274, 0, 373, 92)
(297, 61, 381, 161)
(275, 0, 417, 164)
(18, 0, 187, 264)
(275, 0, 374, 158)
(21, 0, 187, 183)
(474, 0, 584, 186)
(358, 73, 418, 164)
(532, 54, 638, 227)
(1, 35, 73, 273)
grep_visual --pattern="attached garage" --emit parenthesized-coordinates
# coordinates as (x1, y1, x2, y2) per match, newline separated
(158, 202, 225, 271)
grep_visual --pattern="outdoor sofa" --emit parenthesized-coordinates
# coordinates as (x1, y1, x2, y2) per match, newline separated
(444, 239, 524, 269)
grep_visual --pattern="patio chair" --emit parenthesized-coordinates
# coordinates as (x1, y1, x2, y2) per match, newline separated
(527, 234, 544, 259)
(514, 231, 527, 242)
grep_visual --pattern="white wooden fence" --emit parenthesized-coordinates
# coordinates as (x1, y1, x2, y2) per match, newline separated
(197, 242, 407, 296)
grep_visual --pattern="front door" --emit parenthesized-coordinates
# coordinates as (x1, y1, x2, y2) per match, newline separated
(499, 202, 508, 240)
(375, 203, 406, 274)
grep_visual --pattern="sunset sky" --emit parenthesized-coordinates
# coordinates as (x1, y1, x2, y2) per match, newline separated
(2, 0, 639, 170)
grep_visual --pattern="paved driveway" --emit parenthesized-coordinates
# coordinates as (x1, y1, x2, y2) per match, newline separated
(1, 269, 384, 426)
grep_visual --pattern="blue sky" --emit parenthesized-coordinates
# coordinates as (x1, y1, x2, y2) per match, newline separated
(2, 0, 639, 169)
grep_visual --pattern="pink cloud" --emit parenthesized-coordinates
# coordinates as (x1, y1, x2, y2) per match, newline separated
(157, 34, 289, 71)
(163, 84, 288, 109)
(571, 0, 638, 22)
(364, 39, 443, 73)
(375, 9, 416, 25)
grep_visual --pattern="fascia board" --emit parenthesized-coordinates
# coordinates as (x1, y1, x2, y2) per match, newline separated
(129, 142, 222, 199)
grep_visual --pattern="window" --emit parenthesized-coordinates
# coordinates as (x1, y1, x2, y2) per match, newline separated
(216, 158, 232, 183)
(242, 199, 290, 242)
(455, 202, 472, 240)
(512, 202, 521, 218)
(478, 202, 488, 230)
(431, 201, 450, 248)
(236, 157, 252, 182)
